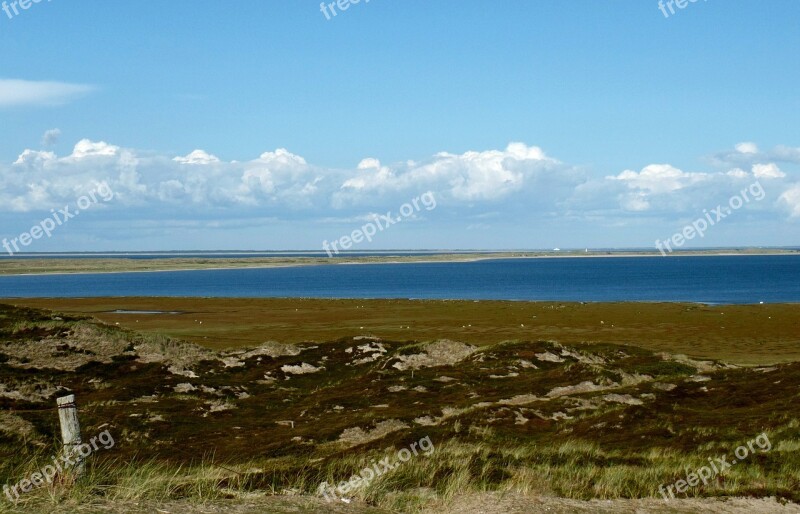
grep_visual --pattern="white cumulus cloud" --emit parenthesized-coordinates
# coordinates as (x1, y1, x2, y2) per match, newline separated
(70, 139, 120, 159)
(735, 142, 759, 154)
(337, 142, 561, 204)
(607, 164, 709, 195)
(752, 163, 786, 179)
(779, 184, 800, 218)
(174, 150, 221, 165)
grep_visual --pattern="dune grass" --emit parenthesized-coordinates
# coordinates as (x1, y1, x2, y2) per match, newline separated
(2, 432, 800, 513)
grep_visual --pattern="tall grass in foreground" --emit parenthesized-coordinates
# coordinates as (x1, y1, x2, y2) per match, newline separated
(1, 435, 799, 512)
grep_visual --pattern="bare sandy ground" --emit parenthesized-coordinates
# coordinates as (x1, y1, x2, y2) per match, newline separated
(9, 495, 798, 514)
(436, 493, 800, 514)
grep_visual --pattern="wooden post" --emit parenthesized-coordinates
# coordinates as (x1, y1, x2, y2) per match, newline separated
(57, 394, 85, 476)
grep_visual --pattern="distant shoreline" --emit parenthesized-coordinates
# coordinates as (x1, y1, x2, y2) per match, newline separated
(0, 249, 798, 277)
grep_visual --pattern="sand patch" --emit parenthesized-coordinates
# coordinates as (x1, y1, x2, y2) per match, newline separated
(535, 351, 565, 363)
(338, 419, 409, 447)
(281, 363, 324, 375)
(392, 340, 476, 370)
(602, 394, 644, 406)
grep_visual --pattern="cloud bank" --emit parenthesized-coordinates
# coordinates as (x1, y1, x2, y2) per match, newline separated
(2, 141, 574, 216)
(1, 139, 798, 249)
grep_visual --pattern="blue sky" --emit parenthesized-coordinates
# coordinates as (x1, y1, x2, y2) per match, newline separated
(1, 0, 799, 251)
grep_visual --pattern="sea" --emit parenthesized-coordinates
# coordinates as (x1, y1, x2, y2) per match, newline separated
(1, 254, 799, 304)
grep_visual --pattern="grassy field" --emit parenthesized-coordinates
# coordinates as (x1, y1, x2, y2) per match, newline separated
(1, 301, 800, 512)
(7, 298, 800, 365)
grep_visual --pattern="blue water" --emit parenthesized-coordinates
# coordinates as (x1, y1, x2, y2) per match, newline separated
(1, 256, 799, 304)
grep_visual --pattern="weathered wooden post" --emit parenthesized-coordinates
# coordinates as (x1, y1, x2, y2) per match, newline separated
(57, 394, 85, 477)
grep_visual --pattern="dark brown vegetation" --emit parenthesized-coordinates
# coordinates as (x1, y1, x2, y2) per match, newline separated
(1, 303, 799, 512)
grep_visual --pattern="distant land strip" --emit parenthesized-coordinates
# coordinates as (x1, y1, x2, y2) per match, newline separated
(1, 248, 798, 276)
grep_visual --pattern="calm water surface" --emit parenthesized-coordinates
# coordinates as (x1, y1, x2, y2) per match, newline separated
(0, 256, 798, 304)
